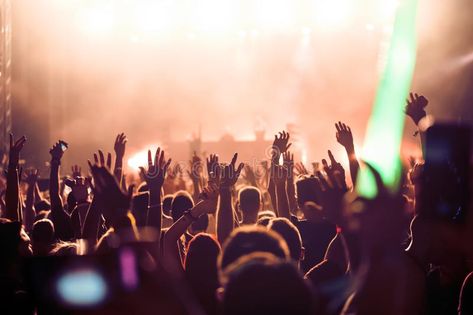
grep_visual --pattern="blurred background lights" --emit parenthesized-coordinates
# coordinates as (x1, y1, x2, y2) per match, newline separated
(56, 268, 108, 307)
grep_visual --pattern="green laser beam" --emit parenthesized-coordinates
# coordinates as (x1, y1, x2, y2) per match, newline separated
(357, 0, 419, 198)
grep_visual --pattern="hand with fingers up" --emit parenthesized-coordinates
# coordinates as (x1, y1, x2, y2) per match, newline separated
(271, 131, 291, 163)
(219, 153, 244, 189)
(405, 92, 428, 126)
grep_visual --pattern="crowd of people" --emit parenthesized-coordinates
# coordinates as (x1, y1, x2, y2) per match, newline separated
(0, 93, 472, 315)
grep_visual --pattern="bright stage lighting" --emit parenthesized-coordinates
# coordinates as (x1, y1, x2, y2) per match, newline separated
(132, 1, 175, 34)
(255, 0, 295, 31)
(313, 0, 355, 29)
(191, 0, 235, 33)
(77, 4, 115, 36)
(127, 146, 162, 171)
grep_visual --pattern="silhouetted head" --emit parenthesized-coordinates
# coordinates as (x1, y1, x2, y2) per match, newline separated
(238, 186, 261, 223)
(190, 214, 209, 234)
(268, 218, 303, 263)
(0, 218, 32, 270)
(34, 200, 51, 213)
(162, 194, 173, 216)
(185, 233, 221, 287)
(171, 191, 194, 222)
(219, 225, 290, 272)
(296, 176, 320, 208)
(131, 192, 149, 227)
(221, 252, 314, 315)
(32, 219, 55, 255)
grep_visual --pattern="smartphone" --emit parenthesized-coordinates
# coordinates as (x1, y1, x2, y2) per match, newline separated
(59, 141, 68, 152)
(419, 123, 471, 224)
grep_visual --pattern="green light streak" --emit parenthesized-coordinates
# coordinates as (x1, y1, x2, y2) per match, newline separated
(357, 0, 419, 198)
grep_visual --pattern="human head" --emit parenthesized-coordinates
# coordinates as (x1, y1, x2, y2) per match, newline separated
(221, 252, 314, 315)
(131, 192, 149, 227)
(189, 214, 209, 234)
(238, 186, 261, 223)
(171, 191, 194, 222)
(219, 225, 290, 272)
(162, 194, 173, 217)
(295, 176, 320, 208)
(268, 218, 303, 263)
(0, 218, 32, 271)
(185, 233, 221, 286)
(31, 219, 55, 256)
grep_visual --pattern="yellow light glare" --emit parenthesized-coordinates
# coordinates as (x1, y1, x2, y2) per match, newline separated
(127, 145, 162, 171)
(255, 0, 295, 30)
(192, 0, 235, 33)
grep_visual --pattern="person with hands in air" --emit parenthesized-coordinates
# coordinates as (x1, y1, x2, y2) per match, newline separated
(48, 140, 74, 241)
(139, 147, 171, 245)
(113, 132, 127, 185)
(336, 122, 360, 187)
(216, 153, 244, 244)
(268, 131, 291, 212)
(87, 162, 136, 254)
(5, 134, 26, 222)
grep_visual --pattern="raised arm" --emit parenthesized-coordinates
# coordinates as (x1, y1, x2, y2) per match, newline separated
(216, 153, 243, 244)
(49, 140, 74, 240)
(271, 162, 291, 219)
(283, 151, 297, 214)
(188, 151, 203, 201)
(139, 148, 171, 245)
(163, 185, 218, 273)
(336, 122, 359, 188)
(268, 131, 291, 211)
(405, 92, 428, 157)
(113, 133, 127, 184)
(4, 134, 26, 221)
(23, 169, 39, 232)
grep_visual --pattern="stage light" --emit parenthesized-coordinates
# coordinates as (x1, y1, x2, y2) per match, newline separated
(313, 0, 355, 29)
(132, 1, 175, 34)
(127, 145, 163, 171)
(255, 0, 295, 31)
(191, 0, 235, 33)
(77, 4, 115, 36)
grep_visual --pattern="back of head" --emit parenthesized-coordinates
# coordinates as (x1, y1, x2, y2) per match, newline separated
(171, 190, 194, 222)
(162, 194, 173, 216)
(238, 186, 261, 215)
(296, 176, 320, 208)
(185, 233, 221, 287)
(222, 252, 313, 315)
(190, 213, 209, 234)
(219, 225, 290, 271)
(268, 218, 302, 262)
(32, 219, 55, 244)
(0, 218, 22, 267)
(131, 192, 149, 227)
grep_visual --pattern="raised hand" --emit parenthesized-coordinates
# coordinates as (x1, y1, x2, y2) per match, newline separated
(114, 133, 127, 160)
(271, 131, 291, 161)
(206, 154, 220, 184)
(336, 122, 354, 152)
(294, 162, 309, 177)
(24, 168, 39, 186)
(139, 147, 171, 190)
(49, 140, 68, 162)
(88, 163, 133, 223)
(405, 92, 428, 125)
(93, 150, 112, 170)
(322, 150, 346, 188)
(9, 134, 27, 167)
(220, 153, 244, 188)
(65, 176, 89, 203)
(71, 165, 82, 178)
(188, 151, 203, 182)
(242, 164, 258, 187)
